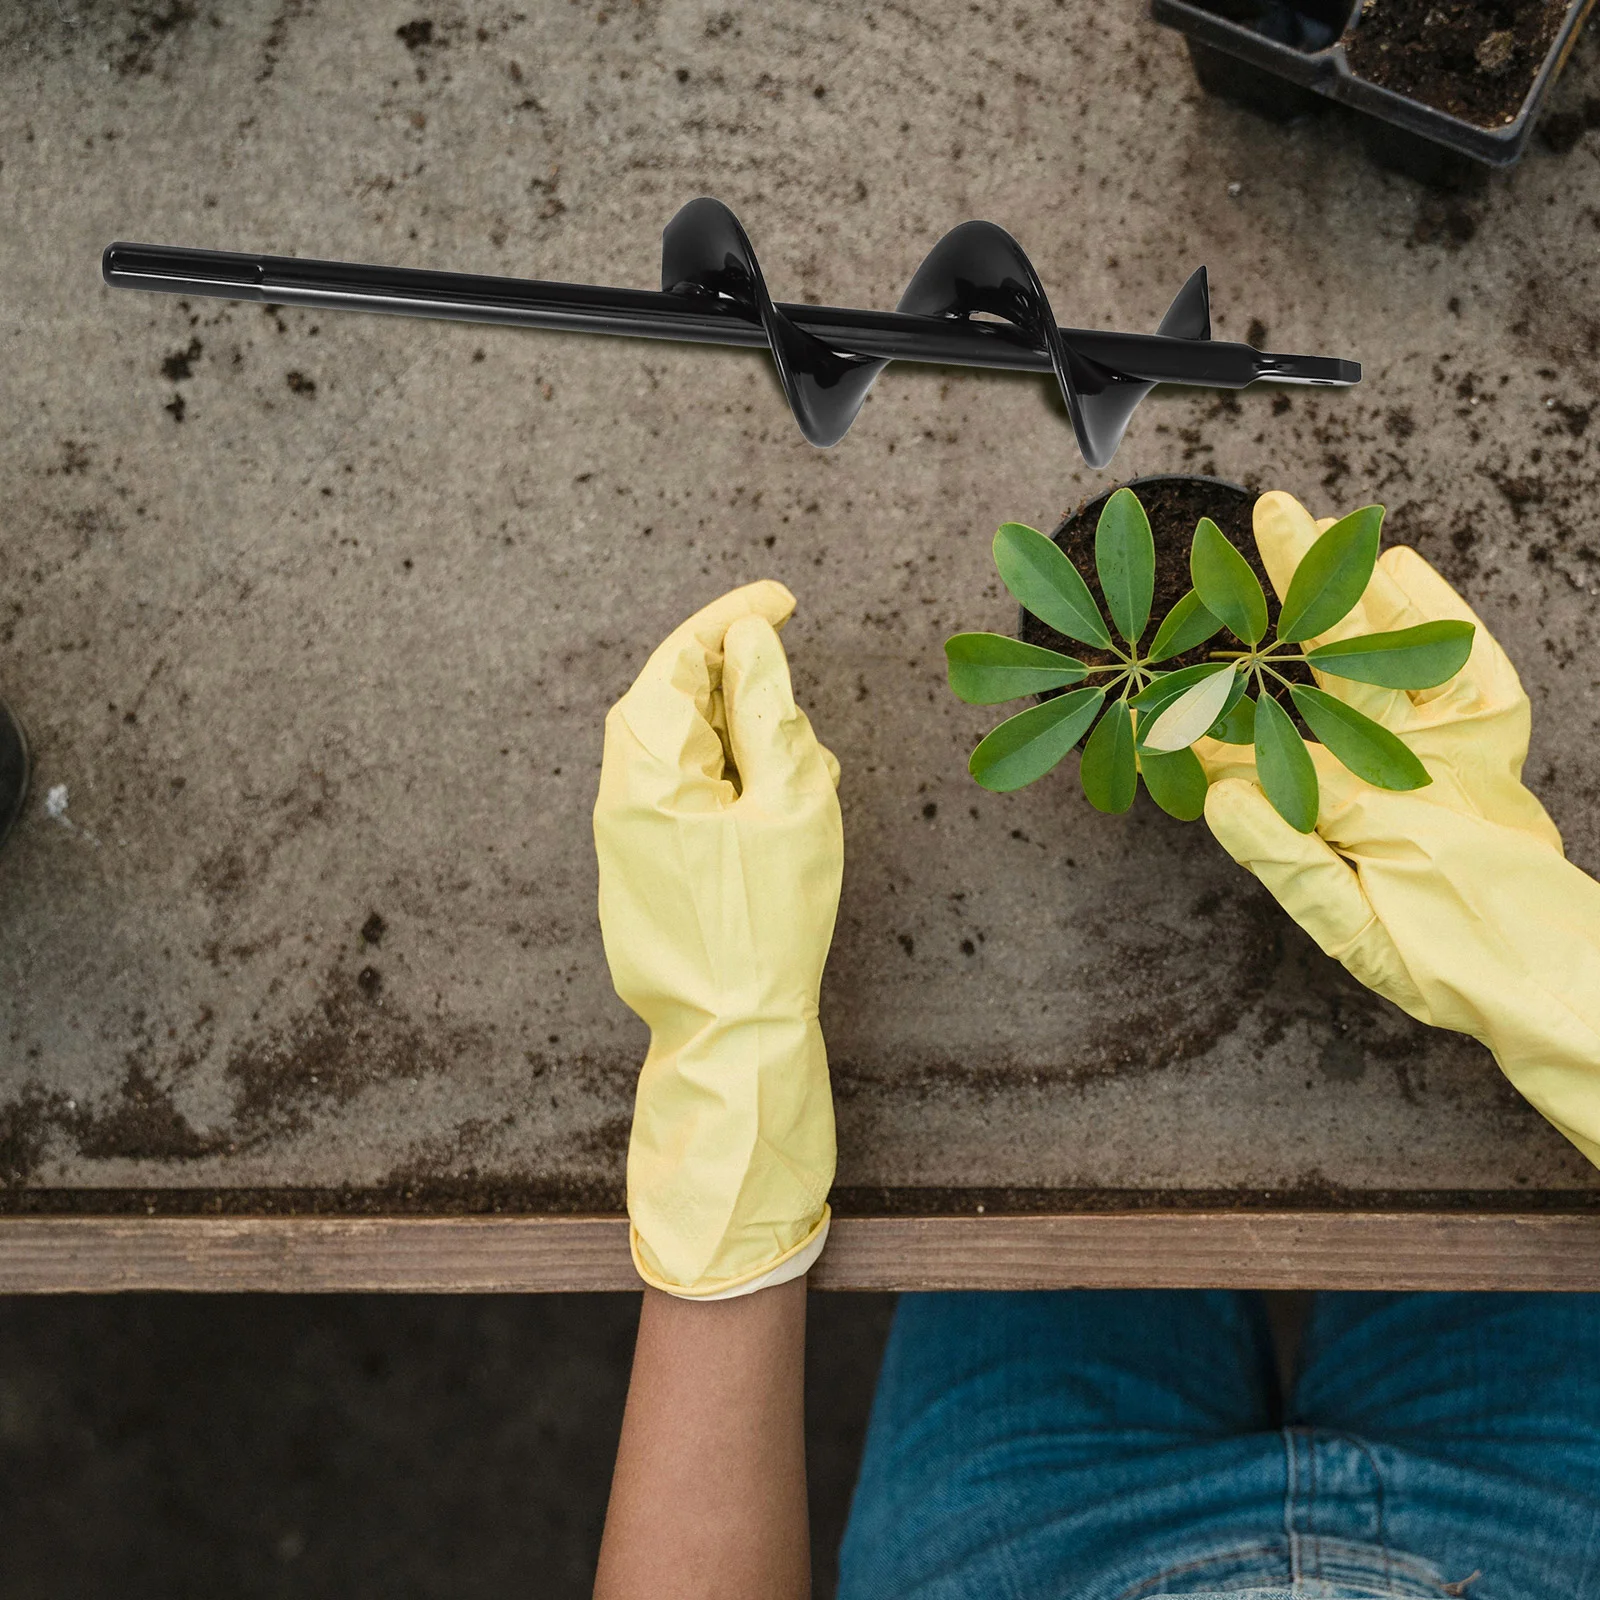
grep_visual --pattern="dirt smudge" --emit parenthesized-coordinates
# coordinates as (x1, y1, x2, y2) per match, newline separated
(75, 1063, 220, 1162)
(225, 970, 488, 1141)
(195, 765, 338, 908)
(0, 1088, 75, 1187)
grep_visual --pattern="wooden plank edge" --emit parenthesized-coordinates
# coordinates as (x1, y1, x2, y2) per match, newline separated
(0, 1211, 1598, 1293)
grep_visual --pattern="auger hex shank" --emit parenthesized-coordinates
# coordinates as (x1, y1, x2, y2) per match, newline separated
(103, 196, 1359, 468)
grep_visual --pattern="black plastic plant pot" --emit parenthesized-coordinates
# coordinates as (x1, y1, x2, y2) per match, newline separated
(1151, 0, 1598, 185)
(0, 698, 30, 853)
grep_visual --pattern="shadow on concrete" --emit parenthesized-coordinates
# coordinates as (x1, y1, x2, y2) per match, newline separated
(0, 1291, 896, 1599)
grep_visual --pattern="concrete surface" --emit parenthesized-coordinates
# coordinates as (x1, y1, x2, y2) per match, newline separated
(0, 1289, 895, 1598)
(1, 1, 1599, 1204)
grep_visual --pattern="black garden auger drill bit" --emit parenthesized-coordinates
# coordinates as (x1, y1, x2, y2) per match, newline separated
(103, 196, 1359, 469)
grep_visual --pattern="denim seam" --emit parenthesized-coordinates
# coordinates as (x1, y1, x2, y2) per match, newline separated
(1283, 1424, 1301, 1586)
(1349, 1430, 1393, 1584)
(1300, 1427, 1404, 1593)
(1310, 1426, 1322, 1583)
(1110, 1539, 1282, 1600)
(1112, 1536, 1450, 1600)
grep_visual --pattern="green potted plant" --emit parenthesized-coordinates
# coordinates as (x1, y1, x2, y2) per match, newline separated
(945, 477, 1475, 830)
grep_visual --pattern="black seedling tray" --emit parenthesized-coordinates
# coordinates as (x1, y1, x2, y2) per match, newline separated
(1152, 0, 1596, 185)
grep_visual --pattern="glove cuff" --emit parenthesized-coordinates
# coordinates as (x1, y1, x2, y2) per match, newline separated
(629, 1206, 830, 1301)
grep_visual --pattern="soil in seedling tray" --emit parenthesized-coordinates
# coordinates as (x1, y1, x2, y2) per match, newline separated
(1019, 476, 1312, 723)
(1342, 0, 1570, 128)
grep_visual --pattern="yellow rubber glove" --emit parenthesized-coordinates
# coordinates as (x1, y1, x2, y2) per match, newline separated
(1197, 492, 1600, 1167)
(594, 581, 843, 1299)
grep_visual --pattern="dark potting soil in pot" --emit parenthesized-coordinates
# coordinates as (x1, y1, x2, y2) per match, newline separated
(1018, 475, 1311, 725)
(1342, 0, 1570, 128)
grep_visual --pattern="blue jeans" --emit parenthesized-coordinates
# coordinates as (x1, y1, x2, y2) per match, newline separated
(837, 1291, 1600, 1599)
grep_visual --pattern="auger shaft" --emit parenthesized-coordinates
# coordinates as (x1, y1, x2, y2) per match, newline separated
(101, 242, 1357, 391)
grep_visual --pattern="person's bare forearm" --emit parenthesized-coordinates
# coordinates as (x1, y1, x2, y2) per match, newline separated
(594, 1277, 810, 1600)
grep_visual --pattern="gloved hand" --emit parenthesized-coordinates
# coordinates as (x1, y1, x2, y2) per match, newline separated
(1196, 492, 1600, 1167)
(594, 581, 844, 1298)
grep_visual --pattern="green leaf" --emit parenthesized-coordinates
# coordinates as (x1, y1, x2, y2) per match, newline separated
(968, 686, 1106, 792)
(945, 633, 1088, 704)
(1141, 663, 1237, 753)
(1191, 517, 1268, 646)
(1135, 664, 1246, 742)
(1254, 692, 1319, 833)
(1209, 693, 1256, 745)
(1276, 505, 1383, 643)
(1094, 488, 1155, 646)
(1138, 745, 1209, 821)
(1304, 619, 1474, 690)
(1290, 684, 1431, 792)
(1147, 589, 1223, 664)
(1129, 660, 1220, 713)
(1080, 699, 1137, 813)
(1134, 665, 1245, 746)
(993, 523, 1111, 649)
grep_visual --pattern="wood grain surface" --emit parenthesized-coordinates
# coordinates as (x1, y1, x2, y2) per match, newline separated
(2, 1212, 1596, 1294)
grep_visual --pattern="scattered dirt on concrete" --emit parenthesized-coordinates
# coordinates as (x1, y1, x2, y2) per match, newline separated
(0, 1088, 73, 1186)
(46, 440, 92, 477)
(379, 1118, 497, 1182)
(0, 1177, 629, 1215)
(257, 0, 317, 85)
(160, 338, 203, 382)
(1539, 94, 1600, 150)
(563, 1114, 632, 1165)
(377, 1105, 631, 1205)
(837, 879, 1287, 1101)
(75, 1063, 221, 1162)
(1069, 878, 1285, 1084)
(0, 1010, 629, 1201)
(1412, 195, 1481, 248)
(1343, 0, 1568, 127)
(0, 0, 208, 79)
(225, 970, 489, 1142)
(114, 1, 198, 77)
(1550, 399, 1593, 437)
(827, 1184, 1600, 1215)
(195, 766, 338, 909)
(0, 1062, 217, 1183)
(1488, 469, 1546, 517)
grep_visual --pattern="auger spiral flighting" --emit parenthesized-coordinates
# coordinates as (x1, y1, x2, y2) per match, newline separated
(103, 196, 1358, 469)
